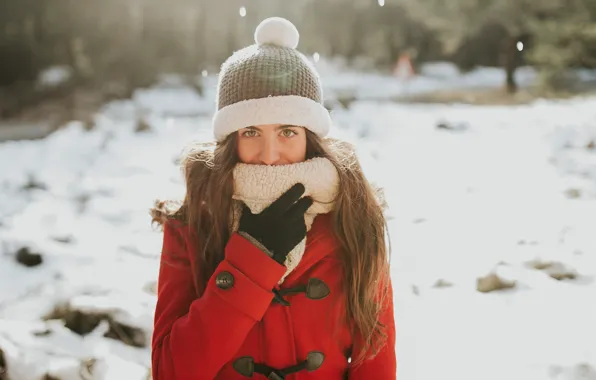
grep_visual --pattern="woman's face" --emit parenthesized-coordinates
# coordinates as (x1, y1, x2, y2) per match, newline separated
(237, 124, 307, 165)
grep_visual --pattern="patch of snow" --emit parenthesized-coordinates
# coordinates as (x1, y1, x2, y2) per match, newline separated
(37, 66, 73, 87)
(0, 319, 147, 380)
(317, 59, 544, 101)
(419, 62, 461, 78)
(132, 86, 212, 117)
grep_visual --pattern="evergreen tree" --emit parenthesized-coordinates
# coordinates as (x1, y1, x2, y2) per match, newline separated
(527, 0, 596, 89)
(402, 0, 537, 93)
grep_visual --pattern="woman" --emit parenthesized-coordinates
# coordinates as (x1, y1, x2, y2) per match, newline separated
(151, 17, 396, 380)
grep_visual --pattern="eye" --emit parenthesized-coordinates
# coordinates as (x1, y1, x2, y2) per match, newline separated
(241, 129, 259, 138)
(280, 129, 298, 138)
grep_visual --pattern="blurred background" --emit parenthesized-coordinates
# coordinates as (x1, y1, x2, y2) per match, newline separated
(1, 1, 595, 380)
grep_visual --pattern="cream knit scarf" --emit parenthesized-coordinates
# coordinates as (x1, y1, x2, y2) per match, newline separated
(231, 157, 340, 283)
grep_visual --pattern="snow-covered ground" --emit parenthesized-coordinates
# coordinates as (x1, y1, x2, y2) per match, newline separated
(317, 58, 596, 101)
(1, 65, 596, 379)
(319, 60, 540, 101)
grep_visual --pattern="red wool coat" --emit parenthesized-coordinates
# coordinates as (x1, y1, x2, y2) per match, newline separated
(151, 213, 396, 379)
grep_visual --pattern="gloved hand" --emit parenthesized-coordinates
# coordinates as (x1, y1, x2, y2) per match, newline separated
(238, 183, 313, 265)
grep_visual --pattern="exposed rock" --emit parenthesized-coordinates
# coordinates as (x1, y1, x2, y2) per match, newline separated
(44, 304, 103, 335)
(51, 234, 74, 244)
(80, 357, 97, 380)
(32, 327, 52, 337)
(573, 363, 596, 380)
(21, 174, 47, 191)
(436, 120, 469, 131)
(433, 279, 453, 288)
(587, 140, 595, 150)
(549, 363, 596, 380)
(15, 246, 43, 267)
(527, 259, 578, 281)
(143, 281, 157, 295)
(77, 355, 148, 380)
(43, 302, 147, 348)
(529, 259, 551, 270)
(565, 188, 582, 199)
(104, 322, 147, 348)
(547, 265, 577, 280)
(0, 347, 7, 380)
(477, 270, 516, 293)
(81, 115, 96, 131)
(135, 117, 151, 133)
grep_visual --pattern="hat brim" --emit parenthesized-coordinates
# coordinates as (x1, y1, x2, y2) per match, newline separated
(212, 95, 331, 141)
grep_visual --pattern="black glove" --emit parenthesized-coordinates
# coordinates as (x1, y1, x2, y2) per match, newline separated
(238, 183, 313, 265)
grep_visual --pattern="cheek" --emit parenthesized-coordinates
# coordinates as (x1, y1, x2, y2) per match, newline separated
(282, 134, 307, 163)
(236, 138, 259, 163)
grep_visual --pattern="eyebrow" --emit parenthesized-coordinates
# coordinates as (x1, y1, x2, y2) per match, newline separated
(245, 125, 297, 131)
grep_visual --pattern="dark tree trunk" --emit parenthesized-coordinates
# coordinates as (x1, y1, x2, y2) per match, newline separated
(501, 35, 519, 93)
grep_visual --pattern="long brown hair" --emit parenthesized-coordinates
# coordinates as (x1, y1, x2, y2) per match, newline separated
(151, 130, 391, 365)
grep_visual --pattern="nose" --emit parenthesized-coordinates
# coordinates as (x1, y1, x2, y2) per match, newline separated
(259, 137, 281, 165)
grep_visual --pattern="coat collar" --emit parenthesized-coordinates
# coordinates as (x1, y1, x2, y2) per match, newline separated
(281, 213, 341, 283)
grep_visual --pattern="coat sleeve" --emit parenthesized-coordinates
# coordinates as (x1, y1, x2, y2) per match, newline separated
(151, 221, 286, 380)
(348, 278, 397, 380)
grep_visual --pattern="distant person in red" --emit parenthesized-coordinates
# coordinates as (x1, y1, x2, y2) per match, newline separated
(150, 17, 396, 380)
(393, 52, 415, 80)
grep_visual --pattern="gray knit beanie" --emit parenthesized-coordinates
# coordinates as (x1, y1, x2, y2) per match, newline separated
(212, 17, 331, 141)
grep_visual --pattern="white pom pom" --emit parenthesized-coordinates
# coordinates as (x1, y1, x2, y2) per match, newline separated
(254, 17, 299, 49)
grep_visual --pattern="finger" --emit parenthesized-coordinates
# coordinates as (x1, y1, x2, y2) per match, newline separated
(262, 183, 306, 219)
(285, 227, 308, 250)
(288, 223, 307, 241)
(273, 227, 306, 262)
(286, 196, 313, 218)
